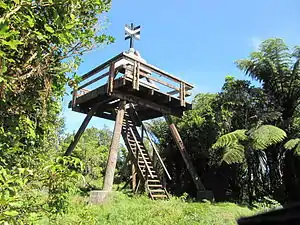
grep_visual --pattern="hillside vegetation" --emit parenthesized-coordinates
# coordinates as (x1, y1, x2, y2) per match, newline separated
(38, 193, 263, 225)
(0, 1, 299, 225)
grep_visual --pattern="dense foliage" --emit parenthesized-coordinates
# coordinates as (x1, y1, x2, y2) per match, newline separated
(1, 1, 299, 223)
(61, 127, 128, 190)
(0, 0, 114, 223)
(148, 39, 300, 205)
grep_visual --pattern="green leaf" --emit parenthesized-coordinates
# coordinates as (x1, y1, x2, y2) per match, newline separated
(44, 24, 54, 33)
(212, 130, 247, 149)
(4, 210, 19, 216)
(284, 138, 300, 150)
(25, 16, 34, 28)
(285, 138, 300, 155)
(70, 14, 76, 20)
(12, 0, 20, 4)
(2, 40, 23, 50)
(0, 2, 7, 9)
(65, 23, 75, 29)
(250, 125, 286, 150)
(222, 142, 245, 164)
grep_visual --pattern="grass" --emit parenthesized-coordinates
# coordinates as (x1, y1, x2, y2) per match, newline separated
(36, 192, 263, 225)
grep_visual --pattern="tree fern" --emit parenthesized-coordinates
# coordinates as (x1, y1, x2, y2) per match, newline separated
(212, 129, 247, 149)
(284, 138, 300, 155)
(212, 125, 286, 165)
(249, 125, 287, 150)
(221, 142, 245, 164)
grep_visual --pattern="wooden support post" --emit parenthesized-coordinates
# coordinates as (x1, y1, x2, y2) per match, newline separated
(72, 88, 77, 108)
(103, 101, 126, 191)
(132, 61, 137, 90)
(164, 115, 206, 191)
(107, 62, 115, 95)
(136, 62, 140, 90)
(64, 101, 106, 156)
(180, 82, 186, 107)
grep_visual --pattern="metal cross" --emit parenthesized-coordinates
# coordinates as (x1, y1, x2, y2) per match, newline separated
(125, 23, 141, 49)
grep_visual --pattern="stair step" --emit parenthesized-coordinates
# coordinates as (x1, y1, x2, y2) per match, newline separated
(141, 170, 156, 174)
(152, 194, 168, 198)
(145, 174, 158, 178)
(140, 165, 153, 168)
(138, 161, 151, 164)
(148, 184, 163, 188)
(148, 180, 161, 183)
(150, 189, 165, 193)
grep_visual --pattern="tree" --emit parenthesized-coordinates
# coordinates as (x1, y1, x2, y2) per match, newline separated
(0, 0, 114, 168)
(212, 125, 286, 204)
(148, 93, 220, 197)
(62, 127, 128, 190)
(236, 38, 300, 202)
(285, 138, 300, 155)
(0, 1, 114, 222)
(236, 38, 300, 131)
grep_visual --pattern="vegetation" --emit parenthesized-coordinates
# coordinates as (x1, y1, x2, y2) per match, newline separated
(37, 192, 268, 225)
(1, 1, 300, 224)
(149, 39, 300, 204)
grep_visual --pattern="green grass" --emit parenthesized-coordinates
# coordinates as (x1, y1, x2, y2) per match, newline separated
(38, 192, 261, 225)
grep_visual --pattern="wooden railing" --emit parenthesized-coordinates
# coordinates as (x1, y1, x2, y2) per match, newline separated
(140, 122, 172, 180)
(71, 52, 194, 108)
(129, 127, 154, 179)
(129, 104, 172, 181)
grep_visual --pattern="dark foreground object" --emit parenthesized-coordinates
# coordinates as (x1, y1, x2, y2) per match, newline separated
(237, 203, 300, 225)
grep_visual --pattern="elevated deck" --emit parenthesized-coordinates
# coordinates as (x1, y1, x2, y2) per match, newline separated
(69, 51, 194, 121)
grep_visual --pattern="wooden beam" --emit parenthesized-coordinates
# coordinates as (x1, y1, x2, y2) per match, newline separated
(123, 53, 194, 89)
(71, 89, 77, 108)
(167, 89, 192, 97)
(64, 100, 107, 156)
(103, 100, 126, 191)
(180, 82, 186, 107)
(164, 115, 206, 191)
(81, 53, 123, 81)
(78, 71, 109, 90)
(138, 72, 179, 92)
(112, 91, 182, 117)
(107, 62, 115, 95)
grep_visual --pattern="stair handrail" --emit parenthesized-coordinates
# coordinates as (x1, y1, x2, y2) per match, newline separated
(128, 104, 172, 181)
(141, 122, 172, 180)
(129, 127, 154, 179)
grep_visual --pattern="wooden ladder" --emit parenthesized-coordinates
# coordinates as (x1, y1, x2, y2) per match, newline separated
(121, 109, 169, 200)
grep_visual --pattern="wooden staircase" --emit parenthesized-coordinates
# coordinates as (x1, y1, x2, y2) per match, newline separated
(121, 108, 169, 200)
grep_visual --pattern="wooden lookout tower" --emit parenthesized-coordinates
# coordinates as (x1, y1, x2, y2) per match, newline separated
(65, 24, 209, 202)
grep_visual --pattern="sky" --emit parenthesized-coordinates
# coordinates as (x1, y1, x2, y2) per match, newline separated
(63, 0, 300, 133)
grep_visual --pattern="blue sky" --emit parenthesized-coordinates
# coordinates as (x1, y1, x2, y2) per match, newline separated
(63, 0, 300, 133)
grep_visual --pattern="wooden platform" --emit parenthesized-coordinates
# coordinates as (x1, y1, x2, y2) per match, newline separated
(69, 51, 193, 121)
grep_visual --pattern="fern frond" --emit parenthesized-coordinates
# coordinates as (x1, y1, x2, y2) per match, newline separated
(284, 138, 300, 150)
(284, 138, 300, 156)
(212, 130, 247, 149)
(221, 142, 245, 164)
(295, 144, 300, 156)
(250, 125, 286, 150)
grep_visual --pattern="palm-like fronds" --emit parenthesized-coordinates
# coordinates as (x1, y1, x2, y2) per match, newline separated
(249, 125, 287, 150)
(212, 130, 247, 164)
(212, 125, 286, 165)
(222, 142, 245, 164)
(212, 129, 247, 149)
(236, 38, 300, 108)
(284, 138, 300, 155)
